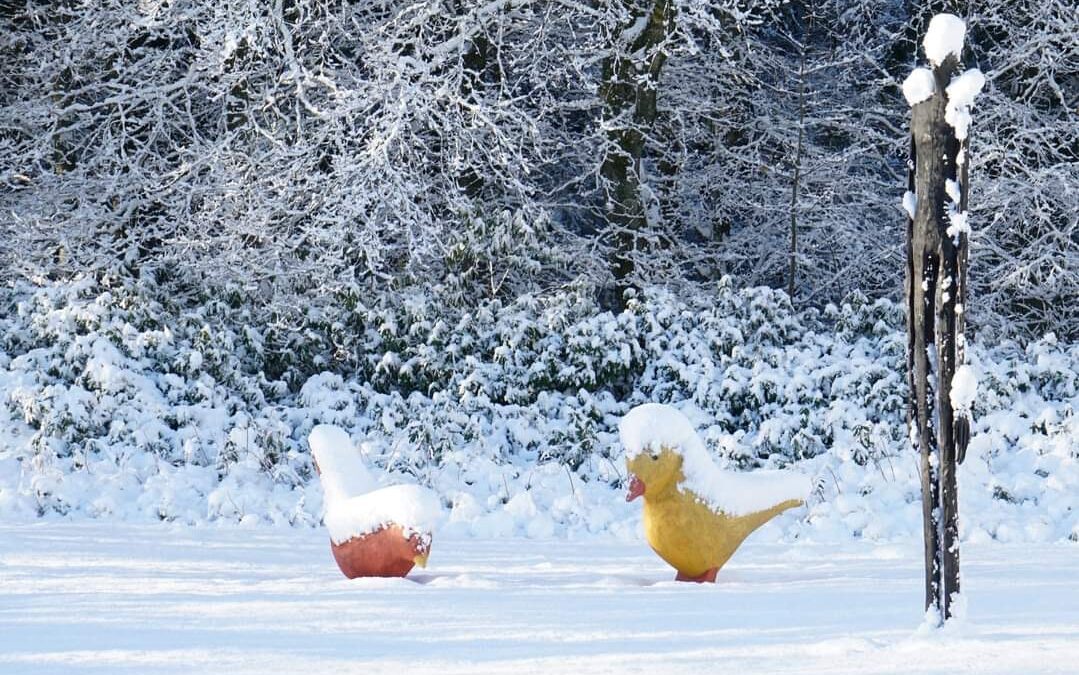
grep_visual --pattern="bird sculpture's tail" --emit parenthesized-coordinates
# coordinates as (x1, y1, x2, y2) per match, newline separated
(737, 498, 804, 540)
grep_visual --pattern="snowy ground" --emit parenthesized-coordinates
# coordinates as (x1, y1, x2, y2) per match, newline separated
(2, 523, 1078, 674)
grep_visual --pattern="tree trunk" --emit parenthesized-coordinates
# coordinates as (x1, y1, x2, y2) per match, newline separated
(788, 42, 806, 302)
(599, 0, 673, 308)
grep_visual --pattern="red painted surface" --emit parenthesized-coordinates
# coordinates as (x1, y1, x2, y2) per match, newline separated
(626, 475, 645, 502)
(675, 567, 719, 583)
(330, 525, 431, 579)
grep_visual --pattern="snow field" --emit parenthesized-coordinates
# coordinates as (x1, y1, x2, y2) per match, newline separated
(2, 523, 1078, 674)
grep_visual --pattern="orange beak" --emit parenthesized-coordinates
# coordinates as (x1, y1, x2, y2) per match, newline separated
(626, 475, 645, 502)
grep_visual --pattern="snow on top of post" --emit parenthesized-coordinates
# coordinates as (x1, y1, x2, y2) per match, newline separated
(923, 14, 966, 67)
(945, 69, 986, 140)
(902, 67, 936, 107)
(308, 424, 377, 504)
(620, 403, 810, 516)
(950, 364, 979, 413)
(947, 69, 986, 107)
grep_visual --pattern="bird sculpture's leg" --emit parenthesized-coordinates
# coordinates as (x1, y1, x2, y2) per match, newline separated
(675, 568, 719, 583)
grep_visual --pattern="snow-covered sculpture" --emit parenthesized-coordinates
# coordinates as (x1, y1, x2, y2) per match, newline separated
(308, 425, 442, 578)
(620, 404, 809, 582)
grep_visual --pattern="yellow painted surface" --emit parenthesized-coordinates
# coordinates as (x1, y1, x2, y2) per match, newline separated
(627, 449, 802, 578)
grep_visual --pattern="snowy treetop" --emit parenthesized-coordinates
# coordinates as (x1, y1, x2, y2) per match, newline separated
(906, 15, 984, 140)
(620, 404, 811, 516)
(1, 281, 1078, 543)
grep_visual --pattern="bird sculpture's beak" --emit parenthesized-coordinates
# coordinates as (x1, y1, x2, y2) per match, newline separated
(626, 475, 645, 502)
(413, 552, 429, 569)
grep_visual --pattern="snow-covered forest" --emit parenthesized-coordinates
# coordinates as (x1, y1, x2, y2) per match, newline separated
(0, 1, 1076, 672)
(2, 0, 1075, 335)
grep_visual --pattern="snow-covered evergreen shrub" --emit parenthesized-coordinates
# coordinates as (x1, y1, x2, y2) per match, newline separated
(0, 278, 1076, 543)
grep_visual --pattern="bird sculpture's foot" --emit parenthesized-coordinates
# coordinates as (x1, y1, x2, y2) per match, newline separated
(675, 568, 718, 583)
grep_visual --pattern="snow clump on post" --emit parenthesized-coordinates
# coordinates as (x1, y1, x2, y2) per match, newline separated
(923, 14, 967, 67)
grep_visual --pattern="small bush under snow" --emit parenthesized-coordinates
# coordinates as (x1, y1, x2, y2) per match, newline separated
(0, 278, 1076, 544)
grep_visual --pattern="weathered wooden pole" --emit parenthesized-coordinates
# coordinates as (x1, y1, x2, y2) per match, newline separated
(902, 13, 983, 624)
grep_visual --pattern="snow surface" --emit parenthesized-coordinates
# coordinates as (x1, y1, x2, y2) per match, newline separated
(901, 68, 936, 107)
(923, 14, 966, 67)
(2, 522, 1079, 675)
(309, 424, 442, 544)
(619, 402, 706, 461)
(945, 69, 985, 141)
(620, 403, 810, 515)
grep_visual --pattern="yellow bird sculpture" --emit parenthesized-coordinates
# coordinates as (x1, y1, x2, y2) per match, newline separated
(621, 403, 809, 583)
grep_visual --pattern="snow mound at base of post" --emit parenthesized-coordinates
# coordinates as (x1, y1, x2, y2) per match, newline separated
(620, 403, 811, 516)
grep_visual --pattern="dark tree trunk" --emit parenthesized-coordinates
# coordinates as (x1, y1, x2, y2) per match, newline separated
(907, 52, 973, 623)
(599, 0, 673, 309)
(788, 42, 806, 302)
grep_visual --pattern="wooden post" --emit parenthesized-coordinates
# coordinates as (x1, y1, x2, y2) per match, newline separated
(904, 14, 980, 624)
